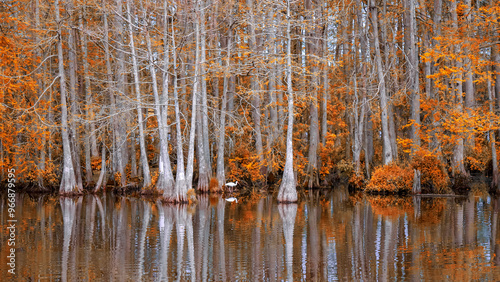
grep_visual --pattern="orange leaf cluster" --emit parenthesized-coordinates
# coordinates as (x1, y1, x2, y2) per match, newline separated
(366, 164, 413, 194)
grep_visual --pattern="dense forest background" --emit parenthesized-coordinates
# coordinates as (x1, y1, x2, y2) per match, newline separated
(1, 0, 499, 199)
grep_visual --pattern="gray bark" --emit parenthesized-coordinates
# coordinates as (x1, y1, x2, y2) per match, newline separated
(67, 15, 84, 191)
(94, 145, 106, 192)
(464, 0, 475, 150)
(321, 24, 328, 147)
(126, 0, 151, 187)
(196, 1, 210, 193)
(370, 0, 393, 164)
(56, 0, 77, 194)
(216, 27, 232, 192)
(80, 11, 95, 185)
(247, 0, 265, 177)
(495, 38, 500, 111)
(171, 22, 188, 202)
(35, 0, 45, 179)
(144, 11, 174, 193)
(197, 102, 210, 192)
(267, 9, 279, 154)
(278, 0, 297, 203)
(200, 0, 211, 176)
(365, 108, 374, 178)
(353, 79, 366, 176)
(488, 74, 498, 189)
(406, 0, 420, 151)
(430, 0, 442, 152)
(186, 1, 201, 193)
(464, 0, 475, 112)
(305, 8, 321, 188)
(412, 169, 421, 194)
(353, 0, 367, 176)
(451, 0, 466, 175)
(113, 0, 127, 187)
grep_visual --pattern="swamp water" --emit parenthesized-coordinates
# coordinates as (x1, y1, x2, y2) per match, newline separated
(1, 189, 500, 281)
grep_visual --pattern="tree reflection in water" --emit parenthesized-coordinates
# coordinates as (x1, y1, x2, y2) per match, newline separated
(1, 191, 500, 280)
(279, 203, 297, 282)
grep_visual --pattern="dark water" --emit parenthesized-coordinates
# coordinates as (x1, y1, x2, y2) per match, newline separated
(1, 188, 500, 281)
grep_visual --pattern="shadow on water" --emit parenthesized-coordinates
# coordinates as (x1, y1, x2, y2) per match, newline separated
(1, 190, 500, 280)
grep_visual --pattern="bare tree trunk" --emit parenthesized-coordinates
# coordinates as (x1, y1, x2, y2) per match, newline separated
(451, 0, 466, 175)
(353, 0, 367, 176)
(388, 104, 398, 160)
(382, 0, 398, 161)
(306, 83, 320, 187)
(34, 0, 46, 185)
(353, 78, 366, 176)
(94, 144, 106, 192)
(464, 0, 475, 113)
(430, 0, 442, 153)
(197, 102, 210, 192)
(113, 0, 127, 187)
(200, 0, 211, 176)
(144, 12, 174, 193)
(488, 73, 499, 189)
(321, 22, 328, 147)
(370, 0, 393, 165)
(305, 7, 321, 188)
(186, 0, 201, 193)
(495, 39, 500, 112)
(196, 5, 210, 193)
(173, 53, 188, 202)
(67, 12, 84, 191)
(56, 0, 77, 194)
(126, 0, 151, 187)
(406, 0, 420, 152)
(365, 108, 374, 178)
(216, 27, 232, 192)
(80, 10, 96, 185)
(464, 0, 475, 150)
(247, 0, 265, 178)
(266, 9, 279, 162)
(278, 0, 297, 203)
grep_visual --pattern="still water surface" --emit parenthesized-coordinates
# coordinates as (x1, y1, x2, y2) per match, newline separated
(1, 188, 500, 281)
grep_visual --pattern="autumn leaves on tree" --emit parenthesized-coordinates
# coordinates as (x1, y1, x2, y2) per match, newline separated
(1, 0, 500, 198)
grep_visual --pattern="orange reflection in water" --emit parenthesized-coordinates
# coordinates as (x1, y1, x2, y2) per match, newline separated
(0, 191, 499, 281)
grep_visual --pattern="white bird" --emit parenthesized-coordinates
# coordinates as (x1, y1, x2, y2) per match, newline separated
(225, 197, 238, 203)
(225, 181, 238, 188)
(225, 181, 238, 193)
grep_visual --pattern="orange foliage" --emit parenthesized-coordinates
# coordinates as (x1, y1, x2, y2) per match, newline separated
(26, 161, 59, 188)
(348, 173, 365, 190)
(411, 150, 450, 194)
(150, 170, 159, 187)
(227, 144, 265, 185)
(366, 164, 413, 194)
(465, 136, 490, 173)
(91, 156, 101, 171)
(209, 177, 220, 193)
(114, 172, 122, 184)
